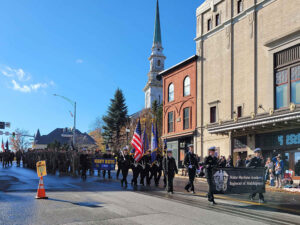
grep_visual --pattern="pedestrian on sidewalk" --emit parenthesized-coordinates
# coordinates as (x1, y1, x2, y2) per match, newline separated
(274, 155, 283, 188)
(184, 144, 199, 194)
(163, 149, 178, 194)
(204, 146, 218, 205)
(265, 157, 274, 181)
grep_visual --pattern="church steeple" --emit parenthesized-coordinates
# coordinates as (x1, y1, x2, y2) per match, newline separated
(144, 0, 166, 109)
(153, 0, 162, 45)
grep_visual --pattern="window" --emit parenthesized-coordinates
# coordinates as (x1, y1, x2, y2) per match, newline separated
(274, 44, 300, 109)
(237, 0, 243, 13)
(237, 106, 242, 118)
(168, 112, 174, 133)
(158, 60, 161, 67)
(183, 76, 190, 96)
(210, 106, 216, 123)
(183, 108, 190, 130)
(168, 83, 174, 102)
(215, 14, 220, 26)
(207, 19, 212, 31)
(291, 65, 300, 104)
(275, 70, 288, 109)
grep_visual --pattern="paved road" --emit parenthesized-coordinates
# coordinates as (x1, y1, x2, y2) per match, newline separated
(1, 165, 300, 225)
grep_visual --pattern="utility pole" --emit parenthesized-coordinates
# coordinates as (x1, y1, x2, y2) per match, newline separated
(53, 94, 77, 148)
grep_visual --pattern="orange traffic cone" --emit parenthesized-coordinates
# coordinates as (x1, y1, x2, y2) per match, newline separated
(36, 176, 48, 199)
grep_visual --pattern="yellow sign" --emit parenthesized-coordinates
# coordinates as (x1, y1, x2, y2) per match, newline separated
(36, 161, 47, 177)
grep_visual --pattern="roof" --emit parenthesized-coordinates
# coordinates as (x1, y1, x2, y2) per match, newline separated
(34, 128, 96, 146)
(157, 55, 198, 79)
(153, 0, 162, 44)
(196, 0, 223, 16)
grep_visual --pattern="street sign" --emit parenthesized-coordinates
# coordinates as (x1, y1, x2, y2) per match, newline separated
(61, 134, 73, 138)
(5, 132, 10, 136)
(36, 161, 47, 177)
(0, 122, 5, 129)
(5, 122, 11, 128)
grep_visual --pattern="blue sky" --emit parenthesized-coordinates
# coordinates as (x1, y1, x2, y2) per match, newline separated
(0, 0, 203, 137)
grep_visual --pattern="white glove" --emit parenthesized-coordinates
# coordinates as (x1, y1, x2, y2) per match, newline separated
(189, 165, 193, 169)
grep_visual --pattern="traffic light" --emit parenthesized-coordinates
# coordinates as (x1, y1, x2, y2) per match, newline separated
(12, 132, 15, 138)
(0, 122, 5, 129)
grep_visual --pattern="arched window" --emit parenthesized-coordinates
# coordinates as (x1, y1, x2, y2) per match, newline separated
(168, 83, 174, 102)
(184, 76, 190, 96)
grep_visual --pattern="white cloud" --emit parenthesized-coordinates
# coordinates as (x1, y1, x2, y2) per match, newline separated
(12, 80, 50, 93)
(12, 80, 31, 93)
(1, 65, 55, 94)
(76, 59, 83, 64)
(1, 66, 31, 81)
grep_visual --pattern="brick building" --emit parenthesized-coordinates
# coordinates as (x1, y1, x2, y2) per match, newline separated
(159, 55, 197, 167)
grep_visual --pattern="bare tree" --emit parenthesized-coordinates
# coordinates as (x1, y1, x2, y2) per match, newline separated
(10, 129, 31, 151)
(89, 116, 104, 133)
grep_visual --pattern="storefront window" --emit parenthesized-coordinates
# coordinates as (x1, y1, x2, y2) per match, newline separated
(295, 152, 300, 176)
(284, 153, 290, 172)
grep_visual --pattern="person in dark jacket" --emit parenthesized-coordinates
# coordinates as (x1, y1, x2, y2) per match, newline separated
(80, 151, 88, 181)
(235, 155, 244, 168)
(103, 148, 113, 179)
(120, 147, 131, 188)
(163, 149, 178, 194)
(184, 144, 199, 194)
(204, 146, 218, 205)
(247, 148, 265, 203)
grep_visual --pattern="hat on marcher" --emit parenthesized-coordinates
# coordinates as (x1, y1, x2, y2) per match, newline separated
(188, 144, 194, 148)
(208, 146, 216, 151)
(123, 146, 129, 151)
(254, 148, 261, 153)
(167, 149, 173, 153)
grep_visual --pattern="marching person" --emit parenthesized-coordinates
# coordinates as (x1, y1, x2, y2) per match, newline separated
(103, 147, 113, 179)
(120, 146, 131, 188)
(116, 149, 123, 180)
(163, 149, 178, 194)
(204, 146, 218, 205)
(247, 148, 265, 203)
(184, 144, 199, 194)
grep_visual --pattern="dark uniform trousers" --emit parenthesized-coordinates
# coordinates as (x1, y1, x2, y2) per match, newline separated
(185, 168, 196, 192)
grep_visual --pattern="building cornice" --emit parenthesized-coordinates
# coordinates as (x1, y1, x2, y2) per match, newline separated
(194, 0, 277, 42)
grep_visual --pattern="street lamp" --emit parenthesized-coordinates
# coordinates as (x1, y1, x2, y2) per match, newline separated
(53, 94, 77, 148)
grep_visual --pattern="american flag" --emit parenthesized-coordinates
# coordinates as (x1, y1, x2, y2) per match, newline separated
(131, 119, 143, 162)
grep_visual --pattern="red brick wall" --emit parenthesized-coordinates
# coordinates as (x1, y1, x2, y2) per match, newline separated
(163, 60, 197, 137)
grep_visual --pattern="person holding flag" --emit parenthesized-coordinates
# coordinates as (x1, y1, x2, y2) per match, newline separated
(140, 125, 151, 186)
(149, 123, 161, 187)
(131, 119, 143, 187)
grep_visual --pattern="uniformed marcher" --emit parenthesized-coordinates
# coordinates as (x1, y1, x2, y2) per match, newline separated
(116, 149, 123, 179)
(163, 149, 178, 194)
(120, 146, 131, 188)
(103, 147, 113, 179)
(204, 146, 218, 205)
(184, 144, 199, 194)
(247, 148, 265, 203)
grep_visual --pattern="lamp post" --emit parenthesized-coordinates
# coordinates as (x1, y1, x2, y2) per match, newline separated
(53, 94, 77, 148)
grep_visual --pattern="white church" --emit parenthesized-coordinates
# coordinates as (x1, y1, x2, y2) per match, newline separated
(144, 0, 166, 109)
